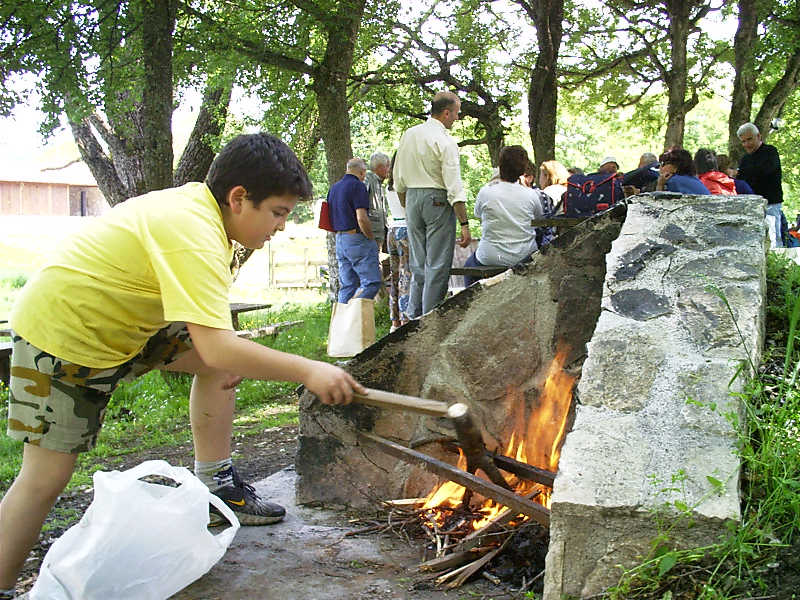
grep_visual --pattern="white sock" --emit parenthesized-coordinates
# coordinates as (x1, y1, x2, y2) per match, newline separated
(194, 458, 233, 492)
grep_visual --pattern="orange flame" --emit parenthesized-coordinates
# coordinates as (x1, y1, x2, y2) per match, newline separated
(420, 348, 575, 530)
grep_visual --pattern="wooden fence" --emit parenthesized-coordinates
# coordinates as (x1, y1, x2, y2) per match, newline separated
(267, 246, 328, 289)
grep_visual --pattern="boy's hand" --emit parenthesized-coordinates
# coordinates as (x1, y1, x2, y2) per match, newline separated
(305, 361, 366, 406)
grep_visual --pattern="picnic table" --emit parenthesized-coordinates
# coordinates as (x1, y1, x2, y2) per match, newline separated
(229, 302, 271, 329)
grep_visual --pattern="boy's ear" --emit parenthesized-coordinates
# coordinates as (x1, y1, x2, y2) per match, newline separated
(227, 185, 248, 213)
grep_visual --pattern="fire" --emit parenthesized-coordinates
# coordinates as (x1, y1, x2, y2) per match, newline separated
(421, 348, 575, 531)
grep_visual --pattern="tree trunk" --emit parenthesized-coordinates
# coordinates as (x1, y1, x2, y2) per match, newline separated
(523, 0, 563, 167)
(663, 0, 690, 149)
(69, 117, 128, 206)
(174, 78, 234, 186)
(69, 1, 178, 205)
(753, 47, 800, 144)
(139, 0, 177, 193)
(728, 0, 758, 163)
(312, 0, 367, 301)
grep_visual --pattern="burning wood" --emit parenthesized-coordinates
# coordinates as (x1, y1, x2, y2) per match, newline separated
(357, 431, 549, 526)
(345, 350, 576, 592)
(446, 403, 513, 491)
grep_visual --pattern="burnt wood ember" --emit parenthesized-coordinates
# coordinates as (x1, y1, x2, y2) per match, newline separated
(358, 431, 550, 526)
(489, 453, 556, 488)
(446, 403, 513, 492)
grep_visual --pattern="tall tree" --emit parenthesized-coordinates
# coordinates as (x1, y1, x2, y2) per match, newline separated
(728, 0, 800, 162)
(510, 0, 564, 165)
(561, 1, 724, 151)
(367, 0, 524, 166)
(0, 1, 233, 205)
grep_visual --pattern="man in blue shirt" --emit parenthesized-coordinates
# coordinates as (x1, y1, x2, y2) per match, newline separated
(328, 158, 382, 303)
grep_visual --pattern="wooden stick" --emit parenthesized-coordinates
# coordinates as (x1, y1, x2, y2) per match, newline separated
(352, 388, 449, 417)
(449, 490, 541, 554)
(448, 403, 513, 491)
(490, 453, 556, 488)
(358, 431, 549, 527)
(419, 547, 491, 572)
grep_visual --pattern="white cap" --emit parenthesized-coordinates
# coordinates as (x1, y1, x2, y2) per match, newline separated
(599, 156, 618, 168)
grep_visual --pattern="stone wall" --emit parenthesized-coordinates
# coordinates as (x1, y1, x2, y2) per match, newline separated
(296, 205, 626, 507)
(543, 193, 767, 598)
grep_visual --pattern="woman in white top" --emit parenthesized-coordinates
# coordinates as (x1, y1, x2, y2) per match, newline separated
(539, 160, 570, 208)
(385, 156, 412, 331)
(463, 146, 546, 287)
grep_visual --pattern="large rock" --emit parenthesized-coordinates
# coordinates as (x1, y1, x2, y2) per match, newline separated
(296, 206, 626, 507)
(543, 193, 767, 598)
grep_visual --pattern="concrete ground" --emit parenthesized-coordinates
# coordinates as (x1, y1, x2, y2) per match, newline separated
(172, 467, 496, 600)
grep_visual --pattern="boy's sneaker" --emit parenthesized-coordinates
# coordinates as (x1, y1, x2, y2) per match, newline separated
(0, 590, 15, 599)
(209, 467, 286, 526)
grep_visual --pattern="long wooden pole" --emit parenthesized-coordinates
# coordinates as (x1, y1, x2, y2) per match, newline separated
(358, 431, 550, 527)
(352, 388, 449, 417)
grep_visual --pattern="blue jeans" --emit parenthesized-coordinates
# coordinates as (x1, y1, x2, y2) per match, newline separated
(335, 232, 382, 303)
(405, 188, 456, 318)
(766, 203, 787, 248)
(462, 253, 484, 288)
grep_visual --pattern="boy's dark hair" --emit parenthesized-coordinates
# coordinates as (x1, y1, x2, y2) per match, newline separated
(206, 133, 313, 207)
(694, 148, 718, 175)
(659, 146, 696, 176)
(499, 145, 530, 182)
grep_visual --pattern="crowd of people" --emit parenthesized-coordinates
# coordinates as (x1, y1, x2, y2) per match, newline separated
(327, 97, 793, 325)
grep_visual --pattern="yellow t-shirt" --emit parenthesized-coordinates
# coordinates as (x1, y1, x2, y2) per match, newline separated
(10, 182, 234, 368)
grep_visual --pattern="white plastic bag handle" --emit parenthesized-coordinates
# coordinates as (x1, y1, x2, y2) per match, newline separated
(117, 460, 240, 544)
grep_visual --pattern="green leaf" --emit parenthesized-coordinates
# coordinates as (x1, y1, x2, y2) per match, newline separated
(706, 475, 723, 491)
(674, 500, 689, 513)
(658, 552, 678, 577)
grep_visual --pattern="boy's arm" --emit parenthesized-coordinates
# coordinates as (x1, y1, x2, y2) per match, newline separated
(186, 322, 365, 405)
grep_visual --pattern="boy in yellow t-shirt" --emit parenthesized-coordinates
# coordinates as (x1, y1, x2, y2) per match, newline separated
(0, 133, 364, 598)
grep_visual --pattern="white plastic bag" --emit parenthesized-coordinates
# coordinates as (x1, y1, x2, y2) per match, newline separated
(31, 460, 239, 600)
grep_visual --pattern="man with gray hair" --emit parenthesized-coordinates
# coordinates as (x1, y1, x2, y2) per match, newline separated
(736, 122, 785, 247)
(327, 158, 382, 302)
(394, 91, 472, 318)
(364, 152, 391, 249)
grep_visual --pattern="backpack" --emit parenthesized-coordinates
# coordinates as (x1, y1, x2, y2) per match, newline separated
(564, 172, 623, 216)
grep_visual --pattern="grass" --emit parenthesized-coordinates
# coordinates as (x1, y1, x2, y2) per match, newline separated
(602, 252, 800, 599)
(0, 299, 392, 490)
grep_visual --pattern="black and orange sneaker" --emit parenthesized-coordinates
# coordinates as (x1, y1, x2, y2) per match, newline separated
(209, 467, 286, 526)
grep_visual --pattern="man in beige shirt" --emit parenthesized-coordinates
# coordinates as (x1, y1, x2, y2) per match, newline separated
(394, 91, 471, 318)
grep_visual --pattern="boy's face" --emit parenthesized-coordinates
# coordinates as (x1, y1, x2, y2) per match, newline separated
(227, 187, 298, 249)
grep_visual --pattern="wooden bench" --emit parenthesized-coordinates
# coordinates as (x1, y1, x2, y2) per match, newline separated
(229, 302, 271, 329)
(531, 216, 589, 235)
(450, 266, 508, 279)
(0, 341, 11, 385)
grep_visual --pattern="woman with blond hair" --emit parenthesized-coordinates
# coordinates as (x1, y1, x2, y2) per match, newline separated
(539, 160, 570, 206)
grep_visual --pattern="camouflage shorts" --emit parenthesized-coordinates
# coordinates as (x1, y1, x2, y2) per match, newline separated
(6, 322, 193, 454)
